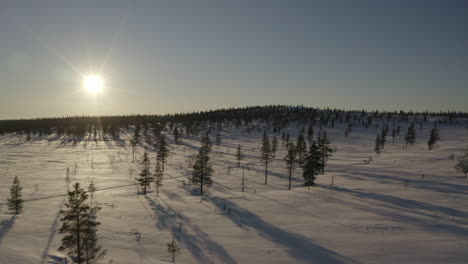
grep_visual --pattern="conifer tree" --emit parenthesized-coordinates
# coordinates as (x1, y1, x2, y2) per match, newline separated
(192, 133, 213, 195)
(271, 136, 278, 158)
(307, 123, 314, 145)
(59, 183, 106, 264)
(154, 159, 164, 197)
(404, 122, 416, 149)
(296, 133, 307, 167)
(427, 126, 440, 150)
(8, 176, 23, 215)
(375, 134, 382, 157)
(236, 144, 244, 167)
(137, 151, 154, 195)
(130, 126, 141, 163)
(302, 141, 322, 187)
(285, 142, 297, 190)
(392, 126, 397, 143)
(317, 130, 333, 174)
(173, 127, 179, 144)
(380, 127, 387, 149)
(157, 134, 169, 171)
(167, 234, 181, 263)
(260, 131, 273, 185)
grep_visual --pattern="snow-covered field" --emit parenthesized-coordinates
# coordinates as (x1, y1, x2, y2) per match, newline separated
(1, 123, 467, 263)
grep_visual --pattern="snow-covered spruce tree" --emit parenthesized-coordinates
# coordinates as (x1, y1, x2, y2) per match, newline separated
(317, 130, 333, 174)
(156, 134, 169, 172)
(302, 141, 322, 187)
(285, 142, 297, 190)
(271, 136, 278, 158)
(192, 133, 213, 195)
(137, 151, 154, 195)
(296, 133, 307, 167)
(260, 131, 273, 185)
(375, 134, 382, 157)
(404, 122, 416, 149)
(154, 158, 164, 197)
(236, 144, 244, 167)
(8, 176, 23, 215)
(427, 126, 440, 150)
(88, 180, 96, 207)
(59, 183, 106, 264)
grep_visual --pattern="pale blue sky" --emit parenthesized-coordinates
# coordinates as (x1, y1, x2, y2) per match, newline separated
(0, 0, 467, 119)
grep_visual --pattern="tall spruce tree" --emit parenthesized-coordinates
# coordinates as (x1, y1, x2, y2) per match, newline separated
(154, 158, 164, 197)
(317, 130, 333, 174)
(192, 133, 213, 195)
(8, 176, 23, 215)
(59, 183, 106, 264)
(427, 126, 440, 150)
(302, 141, 322, 187)
(260, 131, 273, 185)
(137, 151, 154, 195)
(285, 142, 297, 190)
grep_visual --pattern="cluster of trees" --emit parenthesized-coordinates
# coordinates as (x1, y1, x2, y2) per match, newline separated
(2, 105, 465, 142)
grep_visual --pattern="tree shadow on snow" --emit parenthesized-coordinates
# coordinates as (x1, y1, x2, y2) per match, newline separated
(206, 196, 358, 264)
(0, 216, 15, 246)
(145, 196, 238, 264)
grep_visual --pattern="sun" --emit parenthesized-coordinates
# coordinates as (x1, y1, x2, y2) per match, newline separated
(83, 74, 104, 94)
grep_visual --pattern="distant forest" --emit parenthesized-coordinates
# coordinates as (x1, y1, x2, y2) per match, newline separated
(1, 105, 467, 139)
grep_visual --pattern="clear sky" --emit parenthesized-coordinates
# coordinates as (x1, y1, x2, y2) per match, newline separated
(0, 0, 467, 119)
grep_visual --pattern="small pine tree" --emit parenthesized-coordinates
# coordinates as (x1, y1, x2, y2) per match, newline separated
(317, 130, 333, 174)
(137, 151, 154, 195)
(88, 180, 96, 206)
(427, 126, 440, 150)
(375, 134, 382, 157)
(404, 122, 416, 149)
(260, 131, 273, 185)
(167, 234, 181, 263)
(59, 183, 106, 264)
(455, 155, 468, 178)
(192, 133, 213, 195)
(8, 176, 23, 215)
(285, 142, 297, 190)
(154, 159, 164, 197)
(236, 144, 244, 167)
(302, 141, 322, 186)
(380, 127, 386, 149)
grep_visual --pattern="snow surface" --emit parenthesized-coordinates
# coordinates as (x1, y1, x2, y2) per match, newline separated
(0, 123, 467, 263)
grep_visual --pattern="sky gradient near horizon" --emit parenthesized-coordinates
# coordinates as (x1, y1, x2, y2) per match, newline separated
(1, 0, 467, 119)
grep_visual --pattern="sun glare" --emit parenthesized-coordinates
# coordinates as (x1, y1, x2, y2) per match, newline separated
(83, 74, 104, 94)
